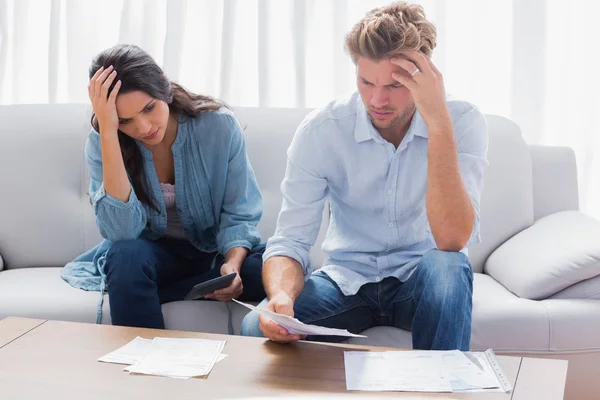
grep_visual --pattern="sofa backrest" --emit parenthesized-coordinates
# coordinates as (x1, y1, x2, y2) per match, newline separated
(468, 115, 534, 272)
(0, 104, 537, 273)
(0, 104, 93, 269)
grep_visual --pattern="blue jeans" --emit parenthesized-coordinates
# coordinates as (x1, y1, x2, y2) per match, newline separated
(104, 237, 266, 329)
(240, 250, 473, 351)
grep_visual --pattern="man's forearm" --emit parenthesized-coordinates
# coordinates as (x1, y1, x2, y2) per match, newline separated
(263, 256, 305, 301)
(426, 126, 474, 251)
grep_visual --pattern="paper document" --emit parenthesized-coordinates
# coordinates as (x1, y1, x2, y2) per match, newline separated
(99, 336, 228, 367)
(344, 349, 510, 393)
(233, 299, 366, 338)
(440, 351, 504, 392)
(98, 336, 154, 365)
(125, 337, 226, 378)
(344, 351, 452, 392)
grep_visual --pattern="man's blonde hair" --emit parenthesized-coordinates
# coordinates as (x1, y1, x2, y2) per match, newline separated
(345, 1, 436, 62)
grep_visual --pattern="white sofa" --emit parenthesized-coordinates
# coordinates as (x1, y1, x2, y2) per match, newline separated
(1, 104, 599, 399)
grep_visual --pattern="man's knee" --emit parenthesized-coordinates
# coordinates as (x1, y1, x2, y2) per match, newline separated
(105, 238, 156, 282)
(420, 250, 471, 276)
(419, 249, 473, 295)
(240, 310, 265, 337)
(240, 298, 268, 337)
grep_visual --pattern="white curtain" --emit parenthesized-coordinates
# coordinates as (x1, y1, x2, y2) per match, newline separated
(1, 0, 599, 218)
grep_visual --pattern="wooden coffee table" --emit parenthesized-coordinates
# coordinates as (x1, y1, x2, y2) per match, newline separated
(0, 317, 567, 399)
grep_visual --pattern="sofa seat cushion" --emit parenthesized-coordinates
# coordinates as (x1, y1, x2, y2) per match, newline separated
(346, 325, 413, 348)
(470, 273, 551, 351)
(162, 300, 258, 334)
(542, 299, 600, 351)
(0, 267, 110, 323)
(0, 267, 255, 335)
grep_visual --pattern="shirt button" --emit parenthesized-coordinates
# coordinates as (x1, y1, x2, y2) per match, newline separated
(387, 190, 393, 195)
(389, 223, 394, 228)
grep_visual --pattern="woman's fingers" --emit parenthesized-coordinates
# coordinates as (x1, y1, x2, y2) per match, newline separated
(94, 65, 114, 101)
(100, 70, 118, 101)
(107, 80, 121, 104)
(88, 66, 105, 100)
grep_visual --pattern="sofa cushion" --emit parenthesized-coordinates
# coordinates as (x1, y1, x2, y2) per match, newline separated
(542, 299, 600, 351)
(0, 105, 92, 269)
(235, 107, 330, 266)
(484, 211, 600, 300)
(469, 273, 550, 351)
(549, 275, 600, 300)
(346, 325, 413, 348)
(468, 115, 534, 273)
(0, 267, 110, 323)
(162, 300, 257, 335)
(0, 267, 254, 334)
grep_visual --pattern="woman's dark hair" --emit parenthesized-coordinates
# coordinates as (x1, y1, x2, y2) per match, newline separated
(89, 44, 227, 212)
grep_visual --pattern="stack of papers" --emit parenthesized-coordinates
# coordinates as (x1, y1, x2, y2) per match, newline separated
(344, 349, 511, 393)
(99, 336, 227, 379)
(233, 299, 366, 338)
(99, 337, 154, 365)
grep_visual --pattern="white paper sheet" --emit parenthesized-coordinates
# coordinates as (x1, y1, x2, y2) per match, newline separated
(98, 336, 154, 365)
(124, 337, 226, 378)
(123, 354, 229, 380)
(99, 337, 228, 368)
(233, 299, 366, 338)
(440, 351, 502, 392)
(344, 351, 453, 392)
(344, 350, 508, 393)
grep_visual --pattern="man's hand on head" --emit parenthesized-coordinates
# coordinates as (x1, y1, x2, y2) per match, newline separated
(390, 51, 452, 133)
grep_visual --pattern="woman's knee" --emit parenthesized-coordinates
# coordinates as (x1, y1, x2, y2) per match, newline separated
(242, 244, 266, 272)
(104, 238, 157, 282)
(239, 244, 266, 300)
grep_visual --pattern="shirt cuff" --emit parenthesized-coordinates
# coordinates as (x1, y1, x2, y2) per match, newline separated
(263, 245, 311, 276)
(220, 240, 252, 256)
(93, 185, 139, 210)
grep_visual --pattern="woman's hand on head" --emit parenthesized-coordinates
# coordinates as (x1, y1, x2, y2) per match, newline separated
(89, 65, 121, 133)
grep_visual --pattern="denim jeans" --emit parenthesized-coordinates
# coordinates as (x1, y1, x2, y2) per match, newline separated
(240, 249, 473, 351)
(104, 237, 266, 329)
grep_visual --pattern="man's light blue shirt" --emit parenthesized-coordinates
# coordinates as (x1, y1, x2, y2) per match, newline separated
(264, 92, 489, 296)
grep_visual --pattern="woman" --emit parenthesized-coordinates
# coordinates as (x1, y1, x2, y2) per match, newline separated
(61, 44, 265, 329)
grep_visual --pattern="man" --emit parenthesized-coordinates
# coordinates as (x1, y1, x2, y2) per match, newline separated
(240, 1, 488, 351)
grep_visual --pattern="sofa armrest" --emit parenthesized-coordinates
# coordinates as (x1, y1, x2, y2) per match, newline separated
(530, 145, 579, 221)
(484, 210, 600, 300)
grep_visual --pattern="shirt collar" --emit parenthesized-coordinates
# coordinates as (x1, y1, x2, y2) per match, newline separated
(354, 95, 377, 143)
